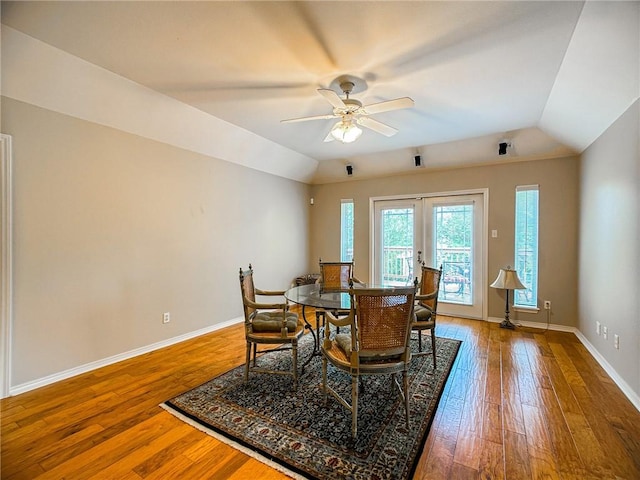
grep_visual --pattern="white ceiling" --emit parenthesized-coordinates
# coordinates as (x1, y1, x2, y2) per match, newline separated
(2, 1, 638, 184)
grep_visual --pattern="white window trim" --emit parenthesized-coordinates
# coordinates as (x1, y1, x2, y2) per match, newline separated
(340, 199, 354, 262)
(514, 184, 539, 309)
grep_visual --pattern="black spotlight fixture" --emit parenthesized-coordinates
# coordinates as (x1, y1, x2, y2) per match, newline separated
(498, 142, 509, 155)
(346, 164, 353, 176)
(414, 155, 422, 167)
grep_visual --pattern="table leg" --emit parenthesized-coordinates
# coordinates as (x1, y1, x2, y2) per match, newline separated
(301, 306, 323, 373)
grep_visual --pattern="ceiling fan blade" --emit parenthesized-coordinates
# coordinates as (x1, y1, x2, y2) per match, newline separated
(357, 117, 398, 137)
(281, 113, 339, 124)
(362, 97, 414, 115)
(318, 88, 346, 109)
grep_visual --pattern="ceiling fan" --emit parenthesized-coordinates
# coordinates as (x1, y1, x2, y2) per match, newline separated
(281, 78, 414, 143)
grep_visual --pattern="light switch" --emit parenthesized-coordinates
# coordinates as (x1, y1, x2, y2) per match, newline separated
(491, 230, 498, 238)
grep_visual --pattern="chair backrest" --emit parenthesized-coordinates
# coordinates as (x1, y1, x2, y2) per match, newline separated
(419, 264, 443, 311)
(319, 259, 353, 290)
(352, 285, 416, 357)
(239, 265, 256, 322)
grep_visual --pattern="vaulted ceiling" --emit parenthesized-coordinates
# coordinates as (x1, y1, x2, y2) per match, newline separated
(2, 1, 638, 183)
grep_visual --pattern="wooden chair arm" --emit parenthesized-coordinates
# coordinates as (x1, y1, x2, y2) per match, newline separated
(415, 305, 434, 316)
(416, 292, 437, 302)
(325, 309, 353, 328)
(255, 288, 285, 296)
(244, 298, 287, 311)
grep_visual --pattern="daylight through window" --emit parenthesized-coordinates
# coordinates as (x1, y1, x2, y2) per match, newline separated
(514, 186, 539, 308)
(340, 200, 354, 262)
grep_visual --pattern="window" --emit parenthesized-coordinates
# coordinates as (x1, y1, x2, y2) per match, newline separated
(340, 200, 354, 262)
(514, 185, 539, 307)
(433, 203, 473, 305)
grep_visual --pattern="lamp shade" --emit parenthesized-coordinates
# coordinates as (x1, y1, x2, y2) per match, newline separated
(331, 119, 362, 143)
(490, 268, 526, 290)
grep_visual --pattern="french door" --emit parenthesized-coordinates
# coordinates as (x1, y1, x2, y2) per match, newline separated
(372, 192, 486, 319)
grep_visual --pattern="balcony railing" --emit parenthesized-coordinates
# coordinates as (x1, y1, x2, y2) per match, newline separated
(381, 246, 414, 285)
(382, 246, 473, 304)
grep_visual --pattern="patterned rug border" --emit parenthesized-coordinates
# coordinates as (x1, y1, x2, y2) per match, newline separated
(162, 334, 461, 480)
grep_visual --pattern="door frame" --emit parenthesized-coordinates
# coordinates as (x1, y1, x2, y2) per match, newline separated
(1, 134, 13, 398)
(369, 188, 489, 320)
(371, 197, 423, 286)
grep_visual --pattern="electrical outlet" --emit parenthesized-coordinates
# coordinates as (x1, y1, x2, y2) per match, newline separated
(614, 334, 620, 349)
(602, 325, 608, 340)
(596, 321, 601, 335)
(544, 300, 551, 310)
(163, 312, 170, 324)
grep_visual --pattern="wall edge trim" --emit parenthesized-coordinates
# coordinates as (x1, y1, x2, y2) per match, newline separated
(8, 317, 243, 397)
(573, 329, 640, 413)
(486, 316, 640, 412)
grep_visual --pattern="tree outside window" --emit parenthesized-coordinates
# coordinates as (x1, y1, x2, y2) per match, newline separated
(340, 200, 354, 262)
(514, 186, 539, 307)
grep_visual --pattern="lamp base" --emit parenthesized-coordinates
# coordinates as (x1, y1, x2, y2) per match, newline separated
(499, 290, 516, 329)
(500, 318, 516, 330)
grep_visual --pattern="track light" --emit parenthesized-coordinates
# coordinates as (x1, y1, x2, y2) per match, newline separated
(498, 142, 510, 155)
(346, 165, 353, 176)
(414, 155, 422, 167)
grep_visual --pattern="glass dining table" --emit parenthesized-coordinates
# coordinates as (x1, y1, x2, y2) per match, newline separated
(284, 282, 404, 371)
(285, 282, 355, 312)
(285, 283, 357, 371)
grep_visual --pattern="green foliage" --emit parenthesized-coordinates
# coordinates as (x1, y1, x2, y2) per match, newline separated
(434, 205, 473, 248)
(340, 201, 354, 262)
(382, 208, 413, 246)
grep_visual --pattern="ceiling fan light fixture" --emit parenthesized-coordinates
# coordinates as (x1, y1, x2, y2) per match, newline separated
(331, 119, 362, 143)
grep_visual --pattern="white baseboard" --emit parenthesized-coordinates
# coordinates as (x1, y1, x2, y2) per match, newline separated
(10, 315, 640, 414)
(9, 317, 244, 397)
(486, 316, 577, 332)
(573, 329, 640, 412)
(486, 316, 640, 412)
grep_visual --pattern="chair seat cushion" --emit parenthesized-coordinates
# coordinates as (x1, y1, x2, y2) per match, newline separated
(414, 304, 433, 322)
(329, 334, 403, 367)
(252, 311, 299, 332)
(334, 333, 352, 357)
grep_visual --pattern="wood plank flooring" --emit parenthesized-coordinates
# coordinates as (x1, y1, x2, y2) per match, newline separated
(2, 313, 640, 479)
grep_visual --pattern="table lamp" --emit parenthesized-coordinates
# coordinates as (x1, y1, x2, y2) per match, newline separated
(490, 267, 526, 329)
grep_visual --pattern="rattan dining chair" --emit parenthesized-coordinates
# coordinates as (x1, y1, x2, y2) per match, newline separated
(318, 259, 355, 290)
(238, 264, 305, 389)
(321, 282, 417, 437)
(412, 263, 443, 367)
(315, 258, 360, 333)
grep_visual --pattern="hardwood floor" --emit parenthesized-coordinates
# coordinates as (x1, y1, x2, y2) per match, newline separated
(2, 313, 640, 479)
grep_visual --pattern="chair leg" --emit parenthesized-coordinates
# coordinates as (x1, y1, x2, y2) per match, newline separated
(292, 341, 298, 390)
(244, 342, 251, 382)
(351, 374, 359, 437)
(321, 356, 328, 403)
(316, 311, 326, 351)
(431, 328, 437, 368)
(403, 371, 410, 429)
(252, 343, 257, 366)
(418, 330, 423, 352)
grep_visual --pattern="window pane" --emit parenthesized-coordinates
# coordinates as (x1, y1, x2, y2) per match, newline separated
(381, 208, 413, 285)
(434, 203, 473, 305)
(340, 200, 354, 262)
(514, 187, 539, 307)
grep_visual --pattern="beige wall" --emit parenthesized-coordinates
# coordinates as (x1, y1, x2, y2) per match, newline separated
(3, 97, 310, 387)
(309, 156, 580, 325)
(578, 99, 640, 395)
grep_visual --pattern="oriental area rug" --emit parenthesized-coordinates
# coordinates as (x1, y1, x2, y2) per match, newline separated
(163, 331, 461, 480)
